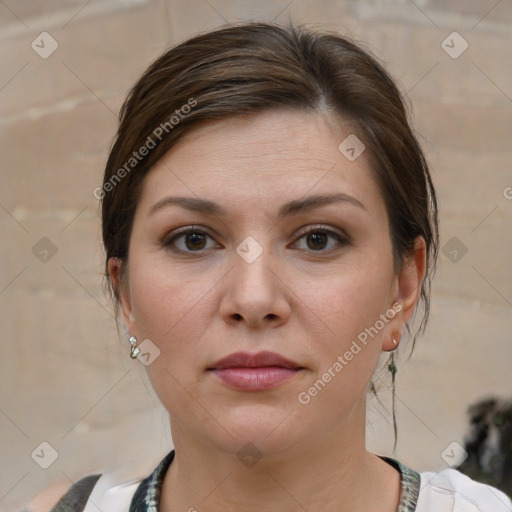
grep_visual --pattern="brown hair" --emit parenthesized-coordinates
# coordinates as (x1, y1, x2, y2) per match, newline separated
(101, 21, 438, 355)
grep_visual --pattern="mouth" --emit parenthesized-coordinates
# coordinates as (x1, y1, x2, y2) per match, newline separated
(206, 351, 305, 391)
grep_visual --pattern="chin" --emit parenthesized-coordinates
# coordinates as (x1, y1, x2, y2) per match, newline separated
(211, 405, 303, 455)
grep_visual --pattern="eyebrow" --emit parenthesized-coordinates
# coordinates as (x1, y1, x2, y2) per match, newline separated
(148, 192, 367, 220)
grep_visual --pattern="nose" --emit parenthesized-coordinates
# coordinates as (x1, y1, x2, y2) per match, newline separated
(219, 243, 292, 330)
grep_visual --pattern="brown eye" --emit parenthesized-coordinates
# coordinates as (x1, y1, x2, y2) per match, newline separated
(183, 231, 207, 250)
(293, 227, 348, 252)
(306, 231, 329, 250)
(164, 228, 217, 253)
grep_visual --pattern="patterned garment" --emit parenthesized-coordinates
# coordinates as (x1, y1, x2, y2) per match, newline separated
(43, 449, 421, 511)
(127, 450, 420, 512)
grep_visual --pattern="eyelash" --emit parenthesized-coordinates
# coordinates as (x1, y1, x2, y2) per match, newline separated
(162, 225, 349, 255)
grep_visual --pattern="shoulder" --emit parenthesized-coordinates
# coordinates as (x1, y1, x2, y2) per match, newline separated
(20, 452, 167, 512)
(17, 449, 171, 512)
(22, 479, 74, 512)
(417, 468, 512, 512)
(22, 474, 103, 512)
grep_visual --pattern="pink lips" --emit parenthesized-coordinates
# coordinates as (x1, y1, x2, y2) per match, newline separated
(207, 351, 304, 391)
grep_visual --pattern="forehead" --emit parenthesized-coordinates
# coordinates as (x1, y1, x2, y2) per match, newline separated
(136, 109, 385, 219)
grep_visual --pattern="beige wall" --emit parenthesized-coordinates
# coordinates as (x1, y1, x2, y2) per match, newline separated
(1, 0, 511, 509)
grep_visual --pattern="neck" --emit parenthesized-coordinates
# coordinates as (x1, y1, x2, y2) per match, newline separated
(160, 399, 401, 512)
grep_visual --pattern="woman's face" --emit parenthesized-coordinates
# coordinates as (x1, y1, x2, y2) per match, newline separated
(111, 109, 423, 457)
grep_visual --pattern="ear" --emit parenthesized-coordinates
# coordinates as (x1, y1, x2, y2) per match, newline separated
(382, 236, 427, 351)
(108, 257, 137, 335)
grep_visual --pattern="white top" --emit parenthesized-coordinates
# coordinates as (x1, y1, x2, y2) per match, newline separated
(416, 469, 512, 511)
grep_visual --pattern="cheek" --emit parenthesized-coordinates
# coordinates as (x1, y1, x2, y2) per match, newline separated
(293, 284, 389, 416)
(127, 256, 214, 383)
(294, 250, 394, 341)
(128, 244, 204, 333)
(129, 267, 212, 411)
(289, 247, 394, 393)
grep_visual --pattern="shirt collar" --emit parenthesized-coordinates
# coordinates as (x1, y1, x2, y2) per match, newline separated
(129, 450, 420, 512)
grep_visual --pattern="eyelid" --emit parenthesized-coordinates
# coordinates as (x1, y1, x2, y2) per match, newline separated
(162, 224, 217, 246)
(294, 224, 348, 240)
(162, 223, 349, 253)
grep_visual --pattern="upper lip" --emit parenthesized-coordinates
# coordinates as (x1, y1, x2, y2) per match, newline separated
(207, 351, 303, 370)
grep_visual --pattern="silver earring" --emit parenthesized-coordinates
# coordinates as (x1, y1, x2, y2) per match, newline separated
(129, 336, 140, 358)
(392, 336, 398, 346)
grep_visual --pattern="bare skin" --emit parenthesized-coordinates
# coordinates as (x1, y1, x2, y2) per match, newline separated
(109, 108, 427, 512)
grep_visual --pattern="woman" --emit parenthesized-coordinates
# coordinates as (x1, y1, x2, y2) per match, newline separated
(27, 22, 512, 512)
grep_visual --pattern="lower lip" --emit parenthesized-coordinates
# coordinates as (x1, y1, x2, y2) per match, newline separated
(209, 367, 301, 391)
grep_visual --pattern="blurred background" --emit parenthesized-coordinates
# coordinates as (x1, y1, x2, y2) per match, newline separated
(1, 0, 511, 509)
